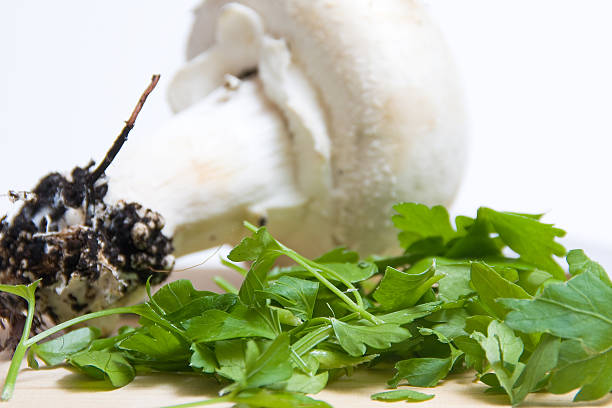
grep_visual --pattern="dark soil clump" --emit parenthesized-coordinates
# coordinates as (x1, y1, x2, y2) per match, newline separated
(0, 164, 174, 350)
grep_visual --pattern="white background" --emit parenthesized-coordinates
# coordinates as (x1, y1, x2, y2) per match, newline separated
(1, 1, 611, 270)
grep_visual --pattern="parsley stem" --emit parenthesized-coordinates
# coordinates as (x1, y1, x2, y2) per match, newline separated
(1, 295, 35, 401)
(160, 395, 232, 408)
(302, 257, 365, 308)
(243, 221, 259, 233)
(283, 251, 381, 324)
(242, 221, 379, 324)
(213, 276, 239, 294)
(289, 348, 310, 373)
(292, 325, 332, 356)
(25, 306, 138, 346)
(220, 258, 248, 276)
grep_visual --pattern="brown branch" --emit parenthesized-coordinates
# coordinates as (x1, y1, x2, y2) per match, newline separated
(89, 74, 161, 183)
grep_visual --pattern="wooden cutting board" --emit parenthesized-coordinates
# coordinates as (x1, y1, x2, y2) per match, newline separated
(1, 359, 608, 407)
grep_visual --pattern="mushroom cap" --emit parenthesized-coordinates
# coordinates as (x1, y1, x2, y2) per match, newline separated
(170, 0, 467, 256)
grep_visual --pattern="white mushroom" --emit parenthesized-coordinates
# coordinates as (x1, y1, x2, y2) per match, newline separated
(104, 0, 467, 258)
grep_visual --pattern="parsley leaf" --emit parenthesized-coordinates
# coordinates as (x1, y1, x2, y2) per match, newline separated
(184, 307, 276, 343)
(548, 339, 612, 401)
(388, 356, 456, 388)
(477, 208, 566, 279)
(331, 319, 411, 356)
(435, 261, 473, 302)
(377, 301, 442, 325)
(392, 203, 457, 248)
(150, 279, 216, 314)
(237, 333, 293, 391)
(503, 272, 612, 351)
(0, 281, 38, 304)
(285, 371, 329, 394)
(471, 321, 524, 403)
(371, 389, 434, 402)
(470, 262, 531, 319)
(68, 351, 135, 387)
(567, 249, 611, 285)
(512, 334, 560, 404)
(230, 388, 332, 408)
(257, 276, 318, 321)
(189, 343, 217, 373)
(118, 324, 190, 370)
(229, 227, 284, 307)
(30, 327, 100, 367)
(308, 348, 377, 370)
(373, 262, 442, 310)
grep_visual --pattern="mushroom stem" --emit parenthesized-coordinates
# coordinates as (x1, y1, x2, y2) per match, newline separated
(105, 77, 306, 256)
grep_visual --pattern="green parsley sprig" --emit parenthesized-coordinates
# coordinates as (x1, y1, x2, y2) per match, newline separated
(1, 203, 611, 406)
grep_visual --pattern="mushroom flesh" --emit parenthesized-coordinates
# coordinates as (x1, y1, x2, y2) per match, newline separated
(110, 0, 467, 258)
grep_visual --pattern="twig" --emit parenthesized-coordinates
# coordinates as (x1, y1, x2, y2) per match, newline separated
(85, 75, 160, 225)
(89, 74, 161, 183)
